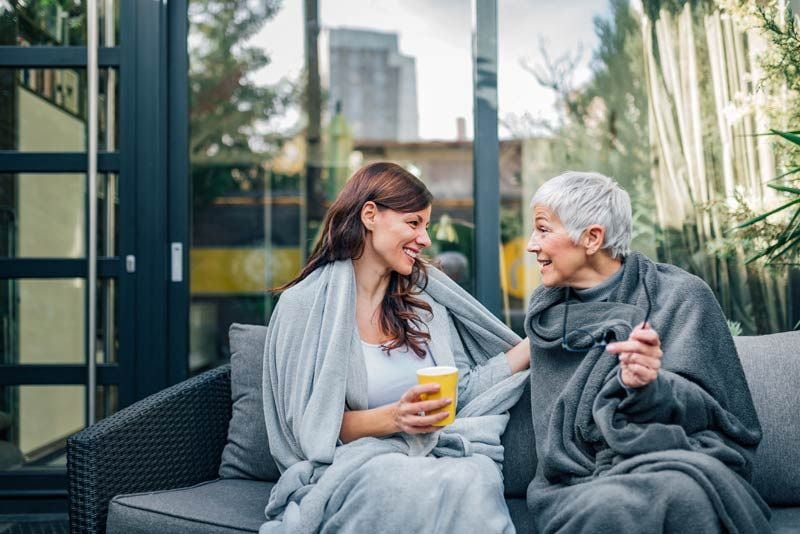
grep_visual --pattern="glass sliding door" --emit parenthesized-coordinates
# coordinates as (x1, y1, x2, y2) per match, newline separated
(0, 0, 130, 511)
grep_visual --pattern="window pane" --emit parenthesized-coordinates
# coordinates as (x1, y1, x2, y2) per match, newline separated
(0, 385, 116, 471)
(188, 0, 474, 372)
(1, 279, 85, 364)
(0, 173, 117, 258)
(498, 1, 796, 335)
(0, 68, 119, 152)
(0, 385, 83, 471)
(0, 0, 119, 46)
(0, 278, 117, 365)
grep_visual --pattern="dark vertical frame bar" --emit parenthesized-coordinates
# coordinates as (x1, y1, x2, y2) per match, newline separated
(167, 0, 189, 385)
(133, 0, 169, 399)
(472, 0, 501, 318)
(116, 0, 137, 410)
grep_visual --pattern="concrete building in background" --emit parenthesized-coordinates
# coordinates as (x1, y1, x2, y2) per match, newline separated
(321, 28, 419, 141)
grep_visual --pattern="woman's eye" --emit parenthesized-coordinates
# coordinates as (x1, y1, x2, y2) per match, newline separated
(408, 221, 418, 228)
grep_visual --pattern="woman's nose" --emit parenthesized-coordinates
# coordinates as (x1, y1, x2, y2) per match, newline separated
(526, 234, 540, 253)
(418, 228, 432, 248)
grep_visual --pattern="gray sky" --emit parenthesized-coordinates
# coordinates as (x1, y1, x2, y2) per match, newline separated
(253, 0, 618, 140)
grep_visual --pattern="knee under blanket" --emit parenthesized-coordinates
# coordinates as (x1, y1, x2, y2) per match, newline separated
(260, 260, 530, 534)
(524, 252, 771, 533)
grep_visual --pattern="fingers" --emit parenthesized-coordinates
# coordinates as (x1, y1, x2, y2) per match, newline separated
(618, 352, 661, 370)
(620, 362, 658, 388)
(629, 326, 660, 345)
(410, 398, 453, 413)
(395, 389, 452, 434)
(399, 383, 440, 403)
(606, 339, 662, 357)
(396, 410, 449, 433)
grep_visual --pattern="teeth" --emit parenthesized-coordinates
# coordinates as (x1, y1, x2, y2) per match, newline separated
(404, 248, 418, 258)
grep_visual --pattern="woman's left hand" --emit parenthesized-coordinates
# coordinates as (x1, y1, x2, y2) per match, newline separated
(606, 323, 663, 388)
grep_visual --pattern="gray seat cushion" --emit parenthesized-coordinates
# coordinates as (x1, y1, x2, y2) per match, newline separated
(770, 507, 800, 534)
(736, 331, 800, 506)
(106, 478, 273, 534)
(218, 324, 280, 482)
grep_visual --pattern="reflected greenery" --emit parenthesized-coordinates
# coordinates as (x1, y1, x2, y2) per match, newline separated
(517, 0, 799, 333)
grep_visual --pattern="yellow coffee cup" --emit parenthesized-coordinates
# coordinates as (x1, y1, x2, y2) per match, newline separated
(416, 366, 458, 426)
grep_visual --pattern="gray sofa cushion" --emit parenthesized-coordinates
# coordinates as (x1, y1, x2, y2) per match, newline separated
(770, 508, 800, 534)
(106, 478, 273, 533)
(736, 331, 800, 506)
(218, 323, 280, 482)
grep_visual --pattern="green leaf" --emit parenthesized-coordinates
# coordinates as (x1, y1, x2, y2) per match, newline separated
(751, 130, 800, 137)
(767, 169, 800, 184)
(768, 183, 800, 194)
(771, 129, 800, 147)
(734, 197, 800, 229)
(774, 206, 800, 245)
(766, 234, 800, 264)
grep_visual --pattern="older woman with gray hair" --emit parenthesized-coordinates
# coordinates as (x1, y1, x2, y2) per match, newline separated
(524, 171, 770, 532)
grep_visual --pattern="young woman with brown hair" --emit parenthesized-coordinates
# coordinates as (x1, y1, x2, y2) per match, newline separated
(260, 161, 529, 533)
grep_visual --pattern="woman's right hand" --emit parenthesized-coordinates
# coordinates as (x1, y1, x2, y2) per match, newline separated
(392, 383, 452, 434)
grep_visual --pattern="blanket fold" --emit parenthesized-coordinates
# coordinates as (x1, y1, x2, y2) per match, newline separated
(260, 260, 529, 534)
(524, 252, 770, 533)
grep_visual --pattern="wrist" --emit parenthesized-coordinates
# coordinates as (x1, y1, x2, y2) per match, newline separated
(385, 402, 401, 434)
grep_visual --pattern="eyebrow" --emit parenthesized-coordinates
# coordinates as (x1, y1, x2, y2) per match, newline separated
(535, 216, 549, 223)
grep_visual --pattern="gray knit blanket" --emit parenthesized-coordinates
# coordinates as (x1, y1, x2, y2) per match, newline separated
(260, 260, 529, 533)
(524, 252, 771, 533)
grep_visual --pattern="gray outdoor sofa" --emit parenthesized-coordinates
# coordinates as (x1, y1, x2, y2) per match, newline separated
(67, 325, 800, 533)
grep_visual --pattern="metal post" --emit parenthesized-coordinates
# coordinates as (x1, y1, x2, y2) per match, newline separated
(87, 0, 99, 425)
(472, 0, 502, 319)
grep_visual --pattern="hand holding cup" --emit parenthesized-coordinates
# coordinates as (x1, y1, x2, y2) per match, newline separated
(393, 383, 453, 434)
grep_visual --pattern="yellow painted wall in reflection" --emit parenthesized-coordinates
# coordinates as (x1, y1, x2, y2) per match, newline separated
(190, 248, 302, 294)
(501, 237, 540, 301)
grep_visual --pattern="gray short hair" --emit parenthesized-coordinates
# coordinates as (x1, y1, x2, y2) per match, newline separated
(531, 171, 632, 258)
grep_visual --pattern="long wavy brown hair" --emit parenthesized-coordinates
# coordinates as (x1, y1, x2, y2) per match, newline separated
(278, 162, 434, 357)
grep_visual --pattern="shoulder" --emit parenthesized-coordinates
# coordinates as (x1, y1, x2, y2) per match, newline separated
(655, 262, 713, 295)
(272, 268, 325, 320)
(653, 262, 720, 313)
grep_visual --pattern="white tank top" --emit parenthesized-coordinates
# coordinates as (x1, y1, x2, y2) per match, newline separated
(361, 340, 434, 409)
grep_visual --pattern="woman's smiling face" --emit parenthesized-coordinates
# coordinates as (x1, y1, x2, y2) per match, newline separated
(365, 204, 432, 276)
(526, 205, 590, 287)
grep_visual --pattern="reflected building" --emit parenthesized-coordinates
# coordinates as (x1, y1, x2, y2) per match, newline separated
(321, 28, 419, 141)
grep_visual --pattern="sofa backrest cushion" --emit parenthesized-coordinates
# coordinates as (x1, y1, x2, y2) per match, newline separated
(736, 331, 800, 506)
(218, 323, 280, 482)
(500, 381, 537, 497)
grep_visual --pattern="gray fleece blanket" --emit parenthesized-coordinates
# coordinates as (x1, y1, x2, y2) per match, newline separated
(524, 252, 771, 533)
(260, 260, 530, 534)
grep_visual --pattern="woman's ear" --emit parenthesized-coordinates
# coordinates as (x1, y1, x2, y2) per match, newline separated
(583, 224, 606, 255)
(361, 201, 378, 231)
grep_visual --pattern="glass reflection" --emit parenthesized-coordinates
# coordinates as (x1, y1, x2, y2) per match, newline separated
(188, 0, 474, 372)
(0, 385, 116, 471)
(0, 0, 118, 46)
(0, 68, 118, 152)
(0, 174, 117, 259)
(498, 0, 796, 335)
